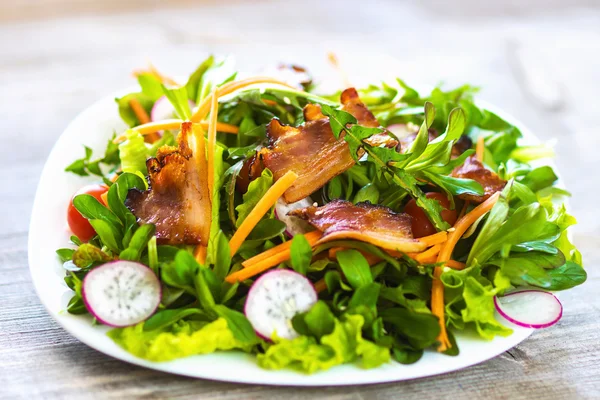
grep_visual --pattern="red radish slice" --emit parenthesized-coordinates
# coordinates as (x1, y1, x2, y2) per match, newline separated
(82, 261, 161, 327)
(245, 269, 317, 340)
(274, 197, 314, 237)
(151, 96, 196, 122)
(494, 290, 563, 329)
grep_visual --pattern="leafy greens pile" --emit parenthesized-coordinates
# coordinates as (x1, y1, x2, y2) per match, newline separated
(57, 56, 585, 373)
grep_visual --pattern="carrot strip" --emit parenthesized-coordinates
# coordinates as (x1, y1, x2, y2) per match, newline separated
(228, 171, 299, 256)
(129, 98, 151, 124)
(207, 89, 219, 197)
(194, 245, 207, 265)
(445, 260, 466, 270)
(112, 120, 239, 144)
(418, 231, 448, 247)
(190, 77, 296, 123)
(225, 231, 322, 283)
(432, 192, 501, 352)
(242, 230, 321, 268)
(413, 244, 442, 263)
(314, 279, 328, 293)
(476, 135, 485, 162)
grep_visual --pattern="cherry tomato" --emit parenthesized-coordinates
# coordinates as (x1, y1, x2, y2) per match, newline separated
(404, 192, 457, 238)
(67, 184, 108, 242)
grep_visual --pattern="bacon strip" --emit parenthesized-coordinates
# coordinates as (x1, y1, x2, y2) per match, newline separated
(125, 122, 211, 245)
(451, 155, 506, 203)
(259, 88, 396, 203)
(290, 199, 426, 253)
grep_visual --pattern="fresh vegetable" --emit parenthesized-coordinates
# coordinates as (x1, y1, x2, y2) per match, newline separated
(82, 261, 161, 327)
(57, 56, 584, 374)
(494, 290, 563, 328)
(404, 192, 458, 238)
(67, 184, 109, 242)
(274, 197, 315, 237)
(245, 269, 318, 339)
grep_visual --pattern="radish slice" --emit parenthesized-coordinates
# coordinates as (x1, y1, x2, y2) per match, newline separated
(151, 96, 196, 122)
(494, 290, 563, 329)
(82, 261, 161, 327)
(245, 269, 317, 340)
(274, 197, 314, 237)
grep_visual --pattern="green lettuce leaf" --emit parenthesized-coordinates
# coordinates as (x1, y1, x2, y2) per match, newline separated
(257, 314, 389, 374)
(118, 130, 149, 176)
(108, 318, 253, 362)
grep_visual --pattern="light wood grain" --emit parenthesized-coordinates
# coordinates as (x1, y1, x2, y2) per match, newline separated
(1, 1, 600, 399)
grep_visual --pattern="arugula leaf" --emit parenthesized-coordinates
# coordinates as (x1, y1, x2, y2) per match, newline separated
(65, 135, 119, 184)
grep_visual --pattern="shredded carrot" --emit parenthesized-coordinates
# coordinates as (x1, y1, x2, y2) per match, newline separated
(112, 120, 239, 144)
(476, 135, 485, 162)
(413, 244, 442, 263)
(207, 89, 219, 197)
(314, 279, 328, 293)
(225, 231, 322, 283)
(445, 260, 466, 270)
(242, 230, 321, 268)
(457, 201, 470, 220)
(194, 245, 207, 265)
(418, 231, 448, 247)
(129, 98, 151, 125)
(190, 77, 296, 123)
(228, 171, 299, 256)
(432, 192, 501, 351)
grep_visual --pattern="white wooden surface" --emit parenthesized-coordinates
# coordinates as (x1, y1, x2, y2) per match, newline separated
(1, 1, 599, 398)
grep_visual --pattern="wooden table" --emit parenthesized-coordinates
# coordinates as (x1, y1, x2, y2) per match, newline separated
(1, 1, 599, 398)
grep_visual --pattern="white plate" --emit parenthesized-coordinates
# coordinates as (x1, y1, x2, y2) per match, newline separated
(29, 85, 539, 386)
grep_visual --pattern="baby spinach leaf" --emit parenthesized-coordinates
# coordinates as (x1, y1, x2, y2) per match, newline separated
(546, 261, 587, 290)
(236, 168, 273, 227)
(290, 234, 312, 276)
(213, 305, 259, 345)
(292, 301, 336, 339)
(88, 219, 123, 253)
(336, 250, 373, 289)
(380, 308, 440, 349)
(212, 231, 232, 281)
(119, 224, 155, 261)
(56, 248, 75, 263)
(143, 308, 205, 332)
(353, 183, 380, 204)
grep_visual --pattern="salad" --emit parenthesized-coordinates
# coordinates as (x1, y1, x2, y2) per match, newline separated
(57, 56, 585, 374)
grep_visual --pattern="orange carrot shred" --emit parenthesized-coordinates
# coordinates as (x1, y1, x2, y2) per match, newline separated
(432, 192, 501, 351)
(112, 120, 239, 144)
(190, 77, 296, 123)
(228, 171, 299, 256)
(194, 245, 207, 265)
(418, 231, 448, 247)
(225, 231, 322, 283)
(241, 230, 321, 268)
(129, 98, 151, 125)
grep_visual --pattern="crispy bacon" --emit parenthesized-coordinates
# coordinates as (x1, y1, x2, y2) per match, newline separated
(125, 122, 211, 245)
(290, 200, 427, 253)
(451, 155, 506, 203)
(259, 88, 396, 203)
